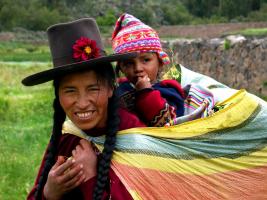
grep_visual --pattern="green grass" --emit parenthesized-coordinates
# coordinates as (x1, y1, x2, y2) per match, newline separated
(230, 28, 267, 37)
(0, 41, 51, 62)
(0, 62, 53, 200)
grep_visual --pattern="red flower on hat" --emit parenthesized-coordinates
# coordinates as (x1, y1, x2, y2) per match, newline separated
(73, 37, 100, 61)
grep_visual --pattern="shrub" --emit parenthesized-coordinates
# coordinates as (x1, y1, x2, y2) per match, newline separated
(224, 39, 231, 50)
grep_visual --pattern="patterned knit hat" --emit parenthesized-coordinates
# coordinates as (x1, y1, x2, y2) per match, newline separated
(112, 13, 170, 65)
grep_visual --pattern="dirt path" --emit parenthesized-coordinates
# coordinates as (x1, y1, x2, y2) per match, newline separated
(157, 22, 267, 38)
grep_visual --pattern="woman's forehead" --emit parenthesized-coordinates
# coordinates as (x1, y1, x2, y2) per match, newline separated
(59, 70, 98, 85)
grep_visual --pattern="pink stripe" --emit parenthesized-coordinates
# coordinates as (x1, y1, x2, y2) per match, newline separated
(112, 162, 267, 200)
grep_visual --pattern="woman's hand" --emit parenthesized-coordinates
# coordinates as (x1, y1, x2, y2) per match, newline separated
(72, 139, 98, 182)
(43, 156, 85, 200)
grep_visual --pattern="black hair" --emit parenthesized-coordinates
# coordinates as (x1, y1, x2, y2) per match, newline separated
(89, 64, 121, 199)
(34, 80, 66, 199)
(115, 63, 121, 78)
(93, 92, 120, 200)
(34, 63, 120, 200)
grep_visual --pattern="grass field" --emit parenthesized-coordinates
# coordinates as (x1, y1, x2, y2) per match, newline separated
(0, 41, 51, 62)
(230, 27, 267, 37)
(0, 61, 53, 199)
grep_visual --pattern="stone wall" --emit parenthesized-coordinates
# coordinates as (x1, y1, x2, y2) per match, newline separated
(163, 36, 267, 96)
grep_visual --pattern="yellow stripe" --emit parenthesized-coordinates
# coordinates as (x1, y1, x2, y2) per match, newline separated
(129, 190, 143, 200)
(112, 145, 267, 175)
(117, 90, 259, 139)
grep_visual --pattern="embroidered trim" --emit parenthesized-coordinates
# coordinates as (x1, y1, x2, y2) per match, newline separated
(149, 103, 172, 127)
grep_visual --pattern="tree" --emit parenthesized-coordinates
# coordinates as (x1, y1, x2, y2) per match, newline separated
(219, 0, 262, 19)
(96, 9, 117, 26)
(161, 3, 192, 25)
(182, 0, 220, 17)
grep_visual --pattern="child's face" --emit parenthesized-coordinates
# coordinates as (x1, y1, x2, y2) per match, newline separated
(119, 52, 163, 85)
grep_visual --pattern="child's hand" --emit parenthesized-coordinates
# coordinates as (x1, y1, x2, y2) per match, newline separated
(44, 156, 85, 200)
(135, 75, 152, 90)
(72, 139, 98, 182)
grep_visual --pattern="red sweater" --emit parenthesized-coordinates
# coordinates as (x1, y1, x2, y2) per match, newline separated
(117, 78, 185, 127)
(27, 108, 145, 200)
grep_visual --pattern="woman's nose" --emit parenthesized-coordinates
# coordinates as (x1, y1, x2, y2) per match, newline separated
(76, 94, 90, 109)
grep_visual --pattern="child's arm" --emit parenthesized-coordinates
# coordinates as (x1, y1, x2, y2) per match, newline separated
(43, 156, 85, 200)
(135, 89, 174, 126)
(72, 139, 134, 200)
(135, 75, 152, 90)
(135, 80, 185, 127)
(71, 139, 97, 182)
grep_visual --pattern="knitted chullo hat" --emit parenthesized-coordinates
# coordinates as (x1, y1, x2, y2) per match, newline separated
(112, 13, 170, 65)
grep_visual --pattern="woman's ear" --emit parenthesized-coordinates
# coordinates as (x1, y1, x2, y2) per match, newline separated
(115, 63, 121, 77)
(108, 87, 114, 98)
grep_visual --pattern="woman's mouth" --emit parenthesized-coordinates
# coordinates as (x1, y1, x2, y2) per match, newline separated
(75, 111, 95, 120)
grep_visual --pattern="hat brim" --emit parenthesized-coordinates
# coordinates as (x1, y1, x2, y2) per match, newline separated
(22, 52, 137, 86)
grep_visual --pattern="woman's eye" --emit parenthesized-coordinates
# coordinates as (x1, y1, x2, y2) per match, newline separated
(65, 89, 75, 93)
(88, 87, 100, 91)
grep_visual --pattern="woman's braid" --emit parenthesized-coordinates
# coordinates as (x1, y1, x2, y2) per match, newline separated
(93, 93, 120, 200)
(34, 82, 66, 199)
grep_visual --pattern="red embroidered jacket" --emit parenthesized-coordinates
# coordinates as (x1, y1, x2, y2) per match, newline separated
(117, 78, 185, 126)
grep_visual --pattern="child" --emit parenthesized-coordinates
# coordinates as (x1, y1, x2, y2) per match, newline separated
(112, 13, 185, 127)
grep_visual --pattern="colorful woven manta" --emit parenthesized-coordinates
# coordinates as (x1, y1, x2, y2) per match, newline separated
(63, 65, 267, 200)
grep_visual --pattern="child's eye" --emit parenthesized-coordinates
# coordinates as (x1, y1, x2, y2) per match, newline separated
(142, 58, 150, 63)
(121, 61, 134, 68)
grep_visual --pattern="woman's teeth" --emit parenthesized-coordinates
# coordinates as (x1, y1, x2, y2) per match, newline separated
(76, 111, 93, 119)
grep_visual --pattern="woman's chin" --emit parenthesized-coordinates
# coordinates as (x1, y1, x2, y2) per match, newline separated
(75, 121, 96, 130)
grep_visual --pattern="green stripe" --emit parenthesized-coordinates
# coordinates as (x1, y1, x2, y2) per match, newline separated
(107, 103, 267, 160)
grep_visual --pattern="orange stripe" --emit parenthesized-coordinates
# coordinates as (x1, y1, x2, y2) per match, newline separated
(112, 162, 267, 200)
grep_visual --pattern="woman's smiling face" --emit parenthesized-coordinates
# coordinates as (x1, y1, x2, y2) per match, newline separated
(58, 70, 113, 130)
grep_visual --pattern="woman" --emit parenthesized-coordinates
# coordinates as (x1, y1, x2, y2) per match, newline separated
(23, 18, 145, 200)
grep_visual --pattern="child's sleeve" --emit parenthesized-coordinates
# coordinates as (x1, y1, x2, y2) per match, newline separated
(135, 89, 175, 126)
(135, 80, 185, 127)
